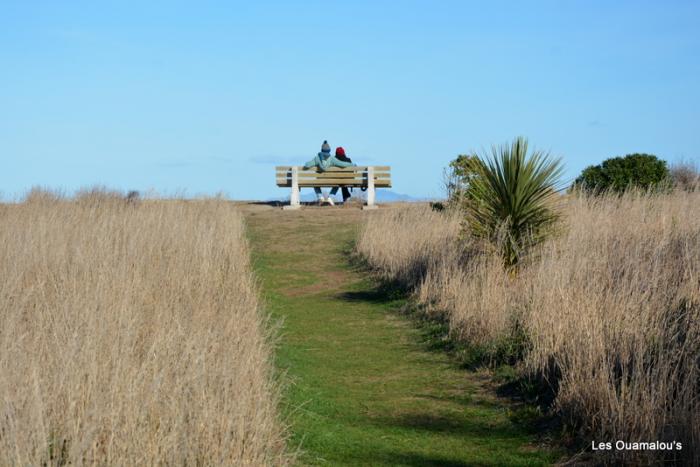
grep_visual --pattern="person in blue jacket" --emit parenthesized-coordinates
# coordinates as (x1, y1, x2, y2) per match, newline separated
(303, 140, 355, 205)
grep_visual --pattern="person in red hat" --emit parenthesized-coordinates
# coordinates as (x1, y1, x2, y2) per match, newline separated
(334, 146, 353, 202)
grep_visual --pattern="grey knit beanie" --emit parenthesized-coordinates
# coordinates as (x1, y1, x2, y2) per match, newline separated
(321, 140, 331, 154)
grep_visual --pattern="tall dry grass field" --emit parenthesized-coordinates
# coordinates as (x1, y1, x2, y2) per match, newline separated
(0, 193, 290, 465)
(358, 194, 700, 464)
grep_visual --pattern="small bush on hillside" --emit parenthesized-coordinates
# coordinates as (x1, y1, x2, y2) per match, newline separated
(429, 201, 446, 212)
(670, 159, 700, 191)
(573, 153, 670, 194)
(443, 154, 480, 206)
(75, 186, 125, 204)
(125, 190, 141, 203)
(23, 186, 65, 203)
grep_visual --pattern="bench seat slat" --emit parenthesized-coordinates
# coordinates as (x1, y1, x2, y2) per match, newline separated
(276, 179, 391, 185)
(295, 170, 390, 175)
(277, 171, 391, 178)
(276, 165, 390, 172)
(275, 172, 391, 180)
(276, 175, 391, 180)
(276, 180, 391, 184)
(299, 179, 391, 185)
(276, 179, 391, 186)
(276, 173, 391, 178)
(300, 171, 385, 177)
(276, 181, 391, 188)
(275, 171, 390, 176)
(276, 175, 391, 179)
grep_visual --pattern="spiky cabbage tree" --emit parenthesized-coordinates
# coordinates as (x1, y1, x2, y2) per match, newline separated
(465, 137, 564, 268)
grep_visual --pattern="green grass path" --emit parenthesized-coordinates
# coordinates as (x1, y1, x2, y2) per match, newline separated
(244, 206, 557, 466)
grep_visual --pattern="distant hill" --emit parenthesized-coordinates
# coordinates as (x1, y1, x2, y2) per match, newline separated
(375, 191, 426, 202)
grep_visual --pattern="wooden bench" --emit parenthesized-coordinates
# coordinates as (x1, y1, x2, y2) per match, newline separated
(276, 166, 392, 210)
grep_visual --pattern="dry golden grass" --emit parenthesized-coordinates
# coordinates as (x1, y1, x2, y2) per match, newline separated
(357, 206, 462, 288)
(0, 191, 290, 465)
(358, 193, 700, 464)
(524, 192, 699, 464)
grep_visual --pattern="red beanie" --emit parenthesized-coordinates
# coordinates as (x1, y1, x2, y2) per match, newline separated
(335, 147, 346, 157)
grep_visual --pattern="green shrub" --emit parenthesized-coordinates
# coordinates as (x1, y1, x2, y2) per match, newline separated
(573, 153, 670, 193)
(443, 154, 480, 205)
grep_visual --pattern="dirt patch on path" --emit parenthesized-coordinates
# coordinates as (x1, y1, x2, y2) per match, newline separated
(280, 269, 351, 297)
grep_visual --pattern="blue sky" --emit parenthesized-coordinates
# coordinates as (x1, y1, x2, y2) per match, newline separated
(2, 1, 699, 200)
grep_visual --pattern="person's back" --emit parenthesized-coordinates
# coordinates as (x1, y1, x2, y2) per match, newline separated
(303, 141, 331, 172)
(304, 141, 354, 171)
(334, 146, 352, 164)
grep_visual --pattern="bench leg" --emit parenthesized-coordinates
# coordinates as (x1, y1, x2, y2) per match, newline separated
(362, 166, 378, 210)
(283, 167, 301, 210)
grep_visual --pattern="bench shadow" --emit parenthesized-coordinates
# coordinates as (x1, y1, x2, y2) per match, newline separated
(336, 280, 409, 305)
(247, 200, 284, 207)
(370, 412, 520, 439)
(339, 289, 394, 305)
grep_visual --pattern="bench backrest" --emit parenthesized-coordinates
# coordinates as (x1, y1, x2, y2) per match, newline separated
(276, 166, 391, 188)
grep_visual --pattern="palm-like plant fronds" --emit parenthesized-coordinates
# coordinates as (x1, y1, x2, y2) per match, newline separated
(465, 137, 564, 267)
